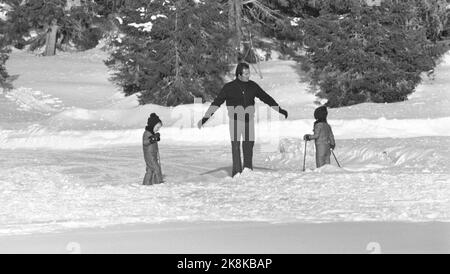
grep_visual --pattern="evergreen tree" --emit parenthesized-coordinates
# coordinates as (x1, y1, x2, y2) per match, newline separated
(105, 0, 233, 106)
(0, 9, 12, 91)
(4, 0, 105, 54)
(225, 0, 291, 62)
(93, 0, 129, 16)
(0, 37, 11, 91)
(294, 0, 447, 107)
(414, 0, 449, 42)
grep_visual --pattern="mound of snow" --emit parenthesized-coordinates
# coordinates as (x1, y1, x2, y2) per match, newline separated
(267, 137, 450, 173)
(1, 115, 450, 150)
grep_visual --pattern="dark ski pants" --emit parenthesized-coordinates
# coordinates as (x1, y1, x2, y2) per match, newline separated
(142, 144, 163, 185)
(231, 141, 255, 177)
(229, 116, 255, 177)
(143, 165, 163, 185)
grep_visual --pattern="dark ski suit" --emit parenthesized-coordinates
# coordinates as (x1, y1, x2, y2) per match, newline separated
(142, 130, 163, 185)
(200, 78, 287, 177)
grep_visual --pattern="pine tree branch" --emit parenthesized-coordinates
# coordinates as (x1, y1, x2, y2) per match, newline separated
(244, 0, 283, 23)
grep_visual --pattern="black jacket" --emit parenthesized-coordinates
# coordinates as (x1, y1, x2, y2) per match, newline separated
(203, 79, 282, 121)
(213, 79, 278, 107)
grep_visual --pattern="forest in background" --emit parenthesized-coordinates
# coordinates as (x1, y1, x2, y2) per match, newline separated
(1, 0, 450, 107)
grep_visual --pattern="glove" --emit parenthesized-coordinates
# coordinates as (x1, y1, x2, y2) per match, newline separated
(303, 134, 311, 141)
(197, 117, 209, 129)
(279, 108, 288, 119)
(149, 133, 161, 144)
(330, 143, 335, 150)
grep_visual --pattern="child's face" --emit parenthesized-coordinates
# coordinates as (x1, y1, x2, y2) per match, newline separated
(153, 123, 162, 133)
(238, 68, 250, 82)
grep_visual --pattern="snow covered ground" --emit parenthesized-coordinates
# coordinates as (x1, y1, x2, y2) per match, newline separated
(1, 46, 449, 252)
(1, 222, 449, 254)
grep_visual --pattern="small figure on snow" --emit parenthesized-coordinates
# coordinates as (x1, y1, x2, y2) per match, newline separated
(142, 113, 164, 185)
(304, 106, 336, 168)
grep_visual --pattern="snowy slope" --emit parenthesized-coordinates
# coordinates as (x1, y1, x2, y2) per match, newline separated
(2, 49, 450, 148)
(1, 47, 449, 235)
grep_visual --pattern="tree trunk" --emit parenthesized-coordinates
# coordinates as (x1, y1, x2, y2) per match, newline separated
(44, 19, 58, 56)
(174, 2, 181, 89)
(228, 0, 243, 62)
(234, 0, 242, 51)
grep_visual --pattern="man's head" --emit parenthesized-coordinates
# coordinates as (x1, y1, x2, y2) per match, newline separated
(235, 63, 250, 82)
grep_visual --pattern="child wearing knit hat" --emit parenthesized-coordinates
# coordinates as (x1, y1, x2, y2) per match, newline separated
(304, 106, 336, 168)
(142, 113, 164, 185)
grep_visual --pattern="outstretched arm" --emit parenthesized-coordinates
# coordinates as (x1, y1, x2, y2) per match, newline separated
(198, 86, 227, 128)
(255, 83, 288, 118)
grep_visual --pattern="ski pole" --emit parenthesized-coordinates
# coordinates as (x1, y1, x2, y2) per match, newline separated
(302, 140, 308, 172)
(331, 149, 341, 168)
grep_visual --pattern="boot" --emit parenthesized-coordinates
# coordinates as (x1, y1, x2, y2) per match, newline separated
(242, 141, 254, 170)
(231, 141, 243, 177)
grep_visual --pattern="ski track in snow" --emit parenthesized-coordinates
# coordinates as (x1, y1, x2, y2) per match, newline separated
(4, 87, 65, 113)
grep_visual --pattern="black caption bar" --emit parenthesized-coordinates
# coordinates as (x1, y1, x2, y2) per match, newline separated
(0, 254, 444, 273)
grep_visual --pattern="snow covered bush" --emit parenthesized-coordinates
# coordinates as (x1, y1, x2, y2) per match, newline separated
(105, 0, 233, 106)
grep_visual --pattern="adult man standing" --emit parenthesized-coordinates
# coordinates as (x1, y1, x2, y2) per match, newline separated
(198, 63, 288, 177)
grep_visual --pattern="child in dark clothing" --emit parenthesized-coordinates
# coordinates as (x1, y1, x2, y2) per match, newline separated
(304, 106, 336, 168)
(142, 113, 163, 185)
